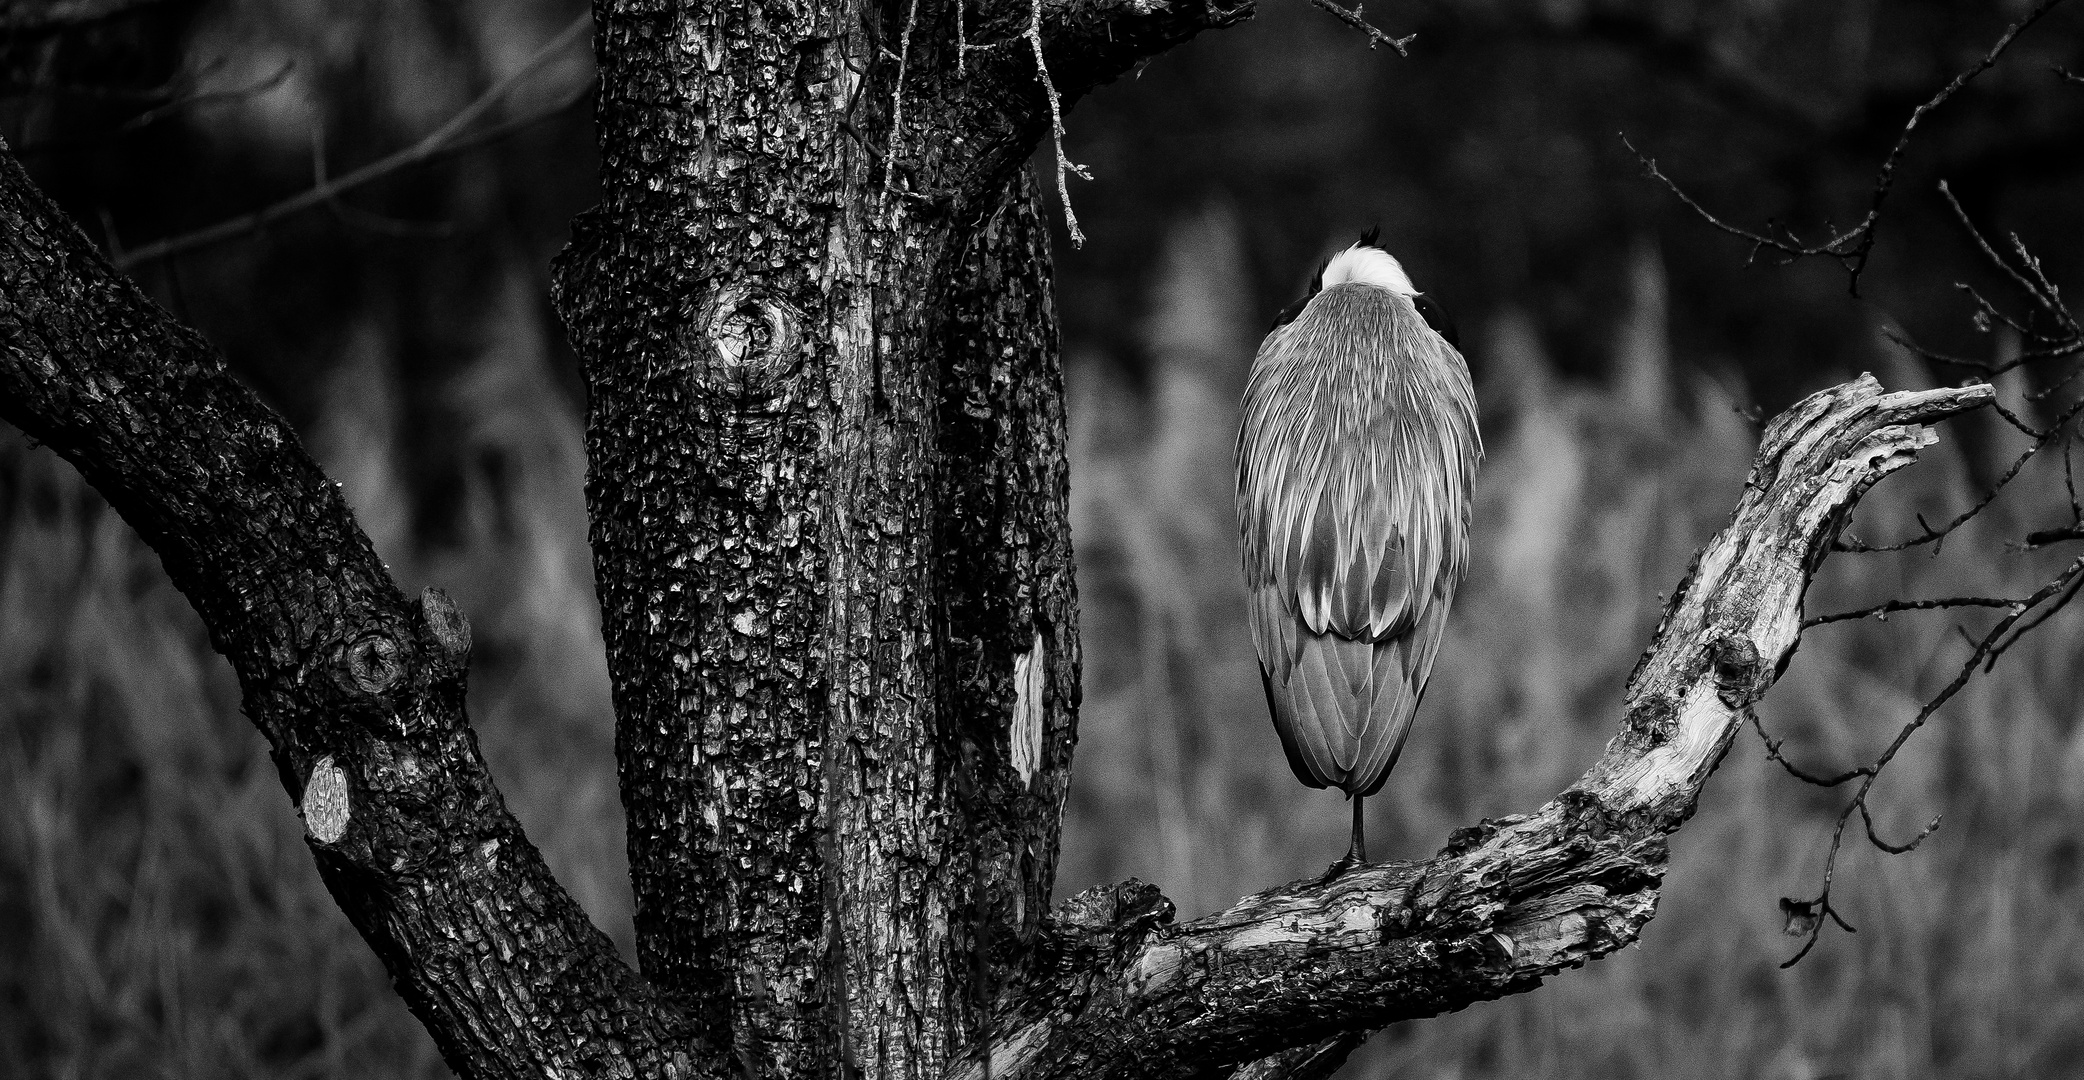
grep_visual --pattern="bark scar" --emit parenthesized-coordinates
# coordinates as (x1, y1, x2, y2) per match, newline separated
(302, 754, 351, 844)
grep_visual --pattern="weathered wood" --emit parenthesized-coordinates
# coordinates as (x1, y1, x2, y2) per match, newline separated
(954, 376, 1992, 1080)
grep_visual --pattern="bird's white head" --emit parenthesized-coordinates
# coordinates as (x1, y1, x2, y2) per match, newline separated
(1319, 236, 1416, 297)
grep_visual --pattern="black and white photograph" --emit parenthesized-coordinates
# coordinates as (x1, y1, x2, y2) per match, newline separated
(2, 1, 2082, 1077)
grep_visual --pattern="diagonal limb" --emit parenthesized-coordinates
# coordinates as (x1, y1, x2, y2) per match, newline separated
(0, 142, 708, 1080)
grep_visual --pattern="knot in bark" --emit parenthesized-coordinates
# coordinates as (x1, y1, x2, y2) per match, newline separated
(686, 285, 801, 403)
(1707, 632, 1761, 694)
(1043, 879, 1178, 976)
(1623, 693, 1679, 748)
(1053, 878, 1173, 934)
(342, 632, 406, 696)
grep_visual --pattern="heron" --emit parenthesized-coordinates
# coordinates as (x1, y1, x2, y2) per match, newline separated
(1236, 229, 1481, 873)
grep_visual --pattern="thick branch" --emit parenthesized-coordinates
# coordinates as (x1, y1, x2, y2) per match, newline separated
(952, 375, 1993, 1080)
(0, 144, 705, 1080)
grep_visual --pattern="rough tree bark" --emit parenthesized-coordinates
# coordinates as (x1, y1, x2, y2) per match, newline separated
(543, 1, 1251, 1074)
(0, 2, 1996, 1080)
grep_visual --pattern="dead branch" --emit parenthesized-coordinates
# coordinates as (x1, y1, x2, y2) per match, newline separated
(1027, 0, 1093, 245)
(948, 375, 1992, 1080)
(1305, 0, 1413, 56)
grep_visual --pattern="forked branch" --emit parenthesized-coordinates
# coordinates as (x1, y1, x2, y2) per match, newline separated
(951, 375, 1992, 1080)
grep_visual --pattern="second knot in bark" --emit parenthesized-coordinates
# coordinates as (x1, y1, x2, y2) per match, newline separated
(342, 633, 405, 696)
(684, 285, 801, 404)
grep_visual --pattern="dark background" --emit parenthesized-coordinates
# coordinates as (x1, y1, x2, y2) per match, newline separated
(5, 0, 2084, 1076)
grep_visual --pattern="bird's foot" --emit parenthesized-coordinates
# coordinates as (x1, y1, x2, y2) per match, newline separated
(1318, 852, 1367, 883)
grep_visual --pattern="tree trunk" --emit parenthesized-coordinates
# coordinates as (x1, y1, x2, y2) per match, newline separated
(543, 2, 1240, 1075)
(0, 1, 2000, 1078)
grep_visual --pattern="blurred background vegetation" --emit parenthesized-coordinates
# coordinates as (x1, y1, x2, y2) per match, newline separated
(4, 0, 2084, 1076)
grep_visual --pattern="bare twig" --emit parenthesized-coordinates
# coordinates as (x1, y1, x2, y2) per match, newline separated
(882, 0, 923, 208)
(2011, 232, 2081, 337)
(1983, 567, 2084, 666)
(1026, 0, 1091, 246)
(1652, 0, 2084, 971)
(1939, 180, 2083, 339)
(113, 13, 591, 269)
(2025, 522, 2084, 546)
(1750, 711, 1871, 788)
(1882, 323, 2084, 380)
(309, 127, 455, 239)
(1625, 0, 2067, 292)
(1836, 395, 2084, 553)
(1802, 595, 2020, 628)
(2065, 435, 2080, 520)
(1306, 0, 1414, 55)
(1989, 396, 2046, 438)
(1781, 555, 2084, 965)
(953, 0, 1022, 76)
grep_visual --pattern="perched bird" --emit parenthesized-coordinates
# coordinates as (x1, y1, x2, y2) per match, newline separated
(1235, 229, 1481, 871)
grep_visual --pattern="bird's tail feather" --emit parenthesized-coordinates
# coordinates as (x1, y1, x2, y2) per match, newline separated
(1354, 638, 1418, 796)
(1269, 631, 1424, 794)
(1263, 669, 1330, 790)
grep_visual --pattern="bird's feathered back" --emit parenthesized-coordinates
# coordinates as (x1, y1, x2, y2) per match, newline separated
(1236, 270, 1480, 796)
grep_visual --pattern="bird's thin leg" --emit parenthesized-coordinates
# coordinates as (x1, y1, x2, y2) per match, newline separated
(1324, 794, 1367, 880)
(1347, 793, 1367, 867)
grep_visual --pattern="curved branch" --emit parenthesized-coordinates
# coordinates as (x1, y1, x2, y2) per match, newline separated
(951, 375, 1993, 1080)
(0, 144, 707, 1079)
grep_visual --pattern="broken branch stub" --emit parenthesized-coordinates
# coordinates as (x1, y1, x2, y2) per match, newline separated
(953, 374, 1992, 1080)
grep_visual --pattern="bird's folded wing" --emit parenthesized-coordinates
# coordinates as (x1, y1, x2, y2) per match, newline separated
(1238, 297, 1479, 792)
